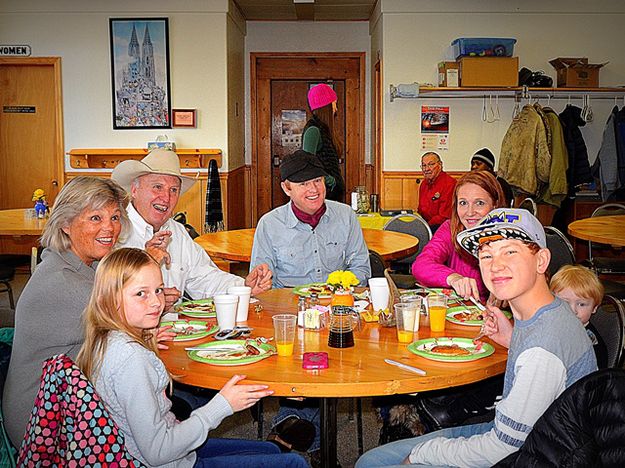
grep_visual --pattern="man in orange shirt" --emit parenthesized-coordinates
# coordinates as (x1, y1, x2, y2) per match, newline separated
(418, 152, 456, 230)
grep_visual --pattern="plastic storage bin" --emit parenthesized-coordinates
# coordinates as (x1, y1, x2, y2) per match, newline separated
(452, 38, 516, 59)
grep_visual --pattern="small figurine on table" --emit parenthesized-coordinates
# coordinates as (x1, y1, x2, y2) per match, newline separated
(32, 188, 49, 219)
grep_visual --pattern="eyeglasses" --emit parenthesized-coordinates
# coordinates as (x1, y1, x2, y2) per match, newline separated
(421, 162, 440, 169)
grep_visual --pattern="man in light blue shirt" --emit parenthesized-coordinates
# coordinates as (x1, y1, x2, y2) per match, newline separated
(250, 150, 370, 461)
(250, 149, 370, 288)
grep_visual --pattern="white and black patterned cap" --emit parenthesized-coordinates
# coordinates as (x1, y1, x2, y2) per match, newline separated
(457, 208, 547, 257)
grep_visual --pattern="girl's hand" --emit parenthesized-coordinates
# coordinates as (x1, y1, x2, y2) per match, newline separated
(156, 325, 176, 350)
(219, 375, 274, 412)
(446, 273, 480, 300)
(482, 304, 513, 348)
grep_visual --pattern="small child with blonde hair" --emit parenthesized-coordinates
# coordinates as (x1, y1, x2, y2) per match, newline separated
(550, 264, 607, 367)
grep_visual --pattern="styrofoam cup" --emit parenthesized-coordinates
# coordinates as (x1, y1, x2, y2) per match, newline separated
(213, 294, 239, 330)
(368, 277, 390, 312)
(227, 285, 252, 322)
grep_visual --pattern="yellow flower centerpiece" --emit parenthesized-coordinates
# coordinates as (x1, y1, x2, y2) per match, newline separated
(32, 188, 49, 218)
(326, 270, 358, 307)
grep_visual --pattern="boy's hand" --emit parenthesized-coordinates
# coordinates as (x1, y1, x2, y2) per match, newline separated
(219, 375, 274, 412)
(447, 273, 480, 300)
(245, 264, 273, 295)
(482, 304, 513, 348)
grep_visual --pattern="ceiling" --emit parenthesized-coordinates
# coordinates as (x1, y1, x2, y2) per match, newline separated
(233, 0, 377, 21)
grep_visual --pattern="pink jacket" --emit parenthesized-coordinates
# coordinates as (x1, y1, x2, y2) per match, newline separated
(411, 220, 488, 301)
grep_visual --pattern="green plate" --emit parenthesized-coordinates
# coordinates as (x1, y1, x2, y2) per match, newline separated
(408, 337, 495, 362)
(160, 320, 218, 341)
(175, 298, 215, 318)
(446, 304, 513, 327)
(292, 283, 333, 299)
(187, 340, 276, 366)
(401, 288, 461, 300)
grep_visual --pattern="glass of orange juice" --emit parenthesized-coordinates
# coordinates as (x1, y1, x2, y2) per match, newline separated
(272, 314, 297, 356)
(428, 294, 448, 333)
(394, 303, 417, 343)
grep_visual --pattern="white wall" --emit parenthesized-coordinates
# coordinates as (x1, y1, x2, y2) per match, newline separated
(244, 21, 372, 164)
(0, 0, 233, 170)
(380, 0, 625, 171)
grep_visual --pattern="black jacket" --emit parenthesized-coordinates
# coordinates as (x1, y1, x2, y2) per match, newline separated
(494, 368, 625, 467)
(559, 105, 593, 191)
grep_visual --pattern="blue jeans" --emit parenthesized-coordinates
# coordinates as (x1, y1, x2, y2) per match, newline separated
(273, 399, 320, 452)
(193, 438, 308, 467)
(355, 421, 494, 468)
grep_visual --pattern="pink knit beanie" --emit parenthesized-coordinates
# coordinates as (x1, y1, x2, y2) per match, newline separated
(307, 84, 337, 111)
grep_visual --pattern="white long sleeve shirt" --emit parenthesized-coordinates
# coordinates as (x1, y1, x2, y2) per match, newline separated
(118, 203, 244, 299)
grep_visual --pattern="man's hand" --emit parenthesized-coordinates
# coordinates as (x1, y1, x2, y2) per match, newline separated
(482, 304, 513, 348)
(145, 230, 172, 268)
(219, 374, 274, 412)
(245, 264, 273, 295)
(156, 325, 176, 350)
(446, 273, 480, 300)
(163, 287, 181, 312)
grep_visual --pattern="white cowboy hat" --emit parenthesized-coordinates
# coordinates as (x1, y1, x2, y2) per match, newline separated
(111, 149, 197, 194)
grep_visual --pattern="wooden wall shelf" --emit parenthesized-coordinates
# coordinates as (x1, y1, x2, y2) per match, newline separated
(68, 148, 222, 169)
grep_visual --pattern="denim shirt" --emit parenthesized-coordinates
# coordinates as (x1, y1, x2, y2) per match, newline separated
(250, 200, 371, 288)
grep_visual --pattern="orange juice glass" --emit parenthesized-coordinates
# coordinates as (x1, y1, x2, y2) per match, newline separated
(394, 303, 417, 343)
(428, 295, 448, 333)
(272, 314, 297, 356)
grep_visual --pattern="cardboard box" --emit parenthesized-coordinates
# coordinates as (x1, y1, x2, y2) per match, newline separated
(438, 61, 460, 87)
(549, 57, 607, 87)
(459, 57, 519, 87)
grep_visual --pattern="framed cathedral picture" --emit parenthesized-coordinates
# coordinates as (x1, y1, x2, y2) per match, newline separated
(109, 18, 171, 129)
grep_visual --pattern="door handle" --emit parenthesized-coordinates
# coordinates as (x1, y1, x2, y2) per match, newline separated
(273, 156, 281, 167)
(52, 180, 59, 187)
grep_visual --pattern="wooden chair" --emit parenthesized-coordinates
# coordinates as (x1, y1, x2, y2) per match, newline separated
(586, 203, 625, 275)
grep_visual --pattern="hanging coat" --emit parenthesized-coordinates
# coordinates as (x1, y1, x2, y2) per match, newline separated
(559, 105, 593, 191)
(204, 158, 224, 233)
(499, 104, 551, 196)
(593, 107, 620, 201)
(540, 107, 569, 207)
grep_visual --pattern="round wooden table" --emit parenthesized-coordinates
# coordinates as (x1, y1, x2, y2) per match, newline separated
(568, 215, 625, 247)
(160, 289, 507, 467)
(0, 208, 47, 235)
(195, 228, 419, 263)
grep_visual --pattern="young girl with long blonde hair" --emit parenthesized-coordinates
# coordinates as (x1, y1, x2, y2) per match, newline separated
(77, 248, 306, 468)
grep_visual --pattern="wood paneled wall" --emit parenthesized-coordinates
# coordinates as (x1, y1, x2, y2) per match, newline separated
(381, 171, 467, 211)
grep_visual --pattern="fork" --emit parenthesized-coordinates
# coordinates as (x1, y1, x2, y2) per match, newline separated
(470, 297, 488, 343)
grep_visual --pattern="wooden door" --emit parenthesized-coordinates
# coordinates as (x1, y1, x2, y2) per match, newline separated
(270, 80, 346, 207)
(0, 58, 64, 209)
(251, 53, 365, 224)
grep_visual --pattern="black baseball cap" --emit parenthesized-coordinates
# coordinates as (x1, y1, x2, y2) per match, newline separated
(280, 150, 328, 182)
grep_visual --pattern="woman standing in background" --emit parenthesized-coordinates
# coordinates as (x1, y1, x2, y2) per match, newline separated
(303, 83, 345, 202)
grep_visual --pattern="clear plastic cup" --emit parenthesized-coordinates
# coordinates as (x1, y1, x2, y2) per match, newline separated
(400, 295, 422, 332)
(428, 294, 448, 332)
(272, 314, 297, 357)
(394, 303, 417, 343)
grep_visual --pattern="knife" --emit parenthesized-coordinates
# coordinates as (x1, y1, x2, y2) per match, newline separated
(384, 359, 426, 376)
